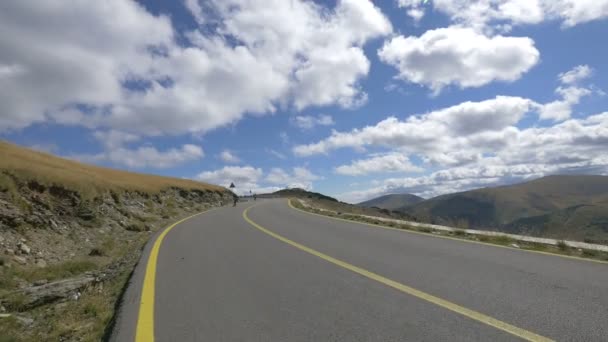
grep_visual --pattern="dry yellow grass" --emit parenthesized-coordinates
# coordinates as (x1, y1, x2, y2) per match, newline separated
(0, 140, 225, 197)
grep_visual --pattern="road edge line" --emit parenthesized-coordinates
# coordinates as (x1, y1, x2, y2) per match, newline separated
(243, 205, 553, 342)
(287, 199, 608, 265)
(135, 208, 218, 342)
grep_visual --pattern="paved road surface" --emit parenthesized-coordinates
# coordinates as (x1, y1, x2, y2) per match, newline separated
(111, 199, 608, 341)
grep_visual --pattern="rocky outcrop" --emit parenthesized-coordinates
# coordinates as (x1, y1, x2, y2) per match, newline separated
(12, 244, 142, 310)
(19, 275, 96, 310)
(0, 143, 233, 340)
(0, 171, 232, 316)
(0, 173, 232, 269)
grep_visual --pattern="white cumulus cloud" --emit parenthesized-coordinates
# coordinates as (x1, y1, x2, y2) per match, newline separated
(559, 65, 593, 85)
(378, 27, 539, 93)
(73, 144, 204, 169)
(336, 109, 608, 202)
(292, 114, 335, 130)
(0, 0, 391, 135)
(266, 167, 321, 190)
(219, 150, 240, 164)
(335, 153, 423, 176)
(540, 65, 593, 121)
(294, 96, 537, 158)
(196, 166, 263, 189)
(397, 0, 608, 31)
(0, 0, 173, 131)
(195, 165, 320, 194)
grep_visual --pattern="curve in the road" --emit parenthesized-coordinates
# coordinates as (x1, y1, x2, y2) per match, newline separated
(242, 203, 553, 342)
(135, 208, 219, 342)
(120, 198, 607, 341)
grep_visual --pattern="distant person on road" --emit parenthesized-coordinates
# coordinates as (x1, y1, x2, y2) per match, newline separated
(233, 194, 238, 207)
(253, 193, 257, 201)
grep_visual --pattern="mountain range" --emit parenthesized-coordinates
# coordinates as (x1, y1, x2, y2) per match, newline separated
(357, 194, 424, 210)
(359, 176, 608, 243)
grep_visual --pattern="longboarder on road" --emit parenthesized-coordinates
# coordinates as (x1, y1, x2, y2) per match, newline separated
(232, 193, 238, 207)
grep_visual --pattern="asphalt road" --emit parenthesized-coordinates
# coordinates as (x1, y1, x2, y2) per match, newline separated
(111, 199, 608, 341)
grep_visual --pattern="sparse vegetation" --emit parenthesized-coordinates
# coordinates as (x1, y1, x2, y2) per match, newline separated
(0, 140, 224, 197)
(0, 173, 17, 193)
(0, 141, 232, 341)
(0, 315, 20, 342)
(455, 219, 470, 230)
(290, 198, 608, 263)
(582, 249, 599, 258)
(358, 193, 424, 211)
(125, 221, 147, 232)
(522, 242, 549, 252)
(3, 292, 28, 312)
(491, 235, 516, 246)
(88, 248, 105, 257)
(402, 175, 608, 242)
(417, 227, 433, 234)
(11, 259, 98, 284)
(453, 229, 467, 237)
(0, 268, 17, 291)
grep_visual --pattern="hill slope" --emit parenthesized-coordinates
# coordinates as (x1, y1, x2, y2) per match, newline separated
(0, 141, 231, 340)
(0, 140, 224, 197)
(262, 188, 416, 221)
(261, 188, 339, 202)
(358, 194, 423, 210)
(403, 175, 608, 243)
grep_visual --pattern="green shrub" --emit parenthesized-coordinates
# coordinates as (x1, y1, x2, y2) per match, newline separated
(0, 173, 16, 193)
(0, 315, 20, 342)
(478, 235, 491, 242)
(492, 235, 515, 245)
(581, 249, 598, 258)
(125, 222, 148, 232)
(525, 242, 548, 251)
(3, 292, 28, 312)
(82, 302, 100, 318)
(165, 197, 176, 209)
(101, 238, 115, 253)
(557, 240, 569, 251)
(0, 268, 17, 290)
(453, 229, 466, 237)
(88, 248, 105, 257)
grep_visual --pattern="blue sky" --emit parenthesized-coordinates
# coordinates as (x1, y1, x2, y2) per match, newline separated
(1, 0, 607, 202)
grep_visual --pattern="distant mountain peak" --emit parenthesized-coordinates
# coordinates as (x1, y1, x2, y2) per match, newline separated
(358, 193, 424, 211)
(403, 175, 608, 243)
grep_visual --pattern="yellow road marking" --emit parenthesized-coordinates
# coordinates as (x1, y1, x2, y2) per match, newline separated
(243, 204, 553, 342)
(287, 199, 608, 265)
(135, 208, 217, 342)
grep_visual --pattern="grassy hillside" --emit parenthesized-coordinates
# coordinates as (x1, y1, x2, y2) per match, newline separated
(0, 140, 225, 198)
(507, 204, 608, 242)
(358, 193, 423, 210)
(265, 188, 416, 221)
(0, 141, 230, 341)
(263, 188, 339, 202)
(404, 175, 608, 243)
